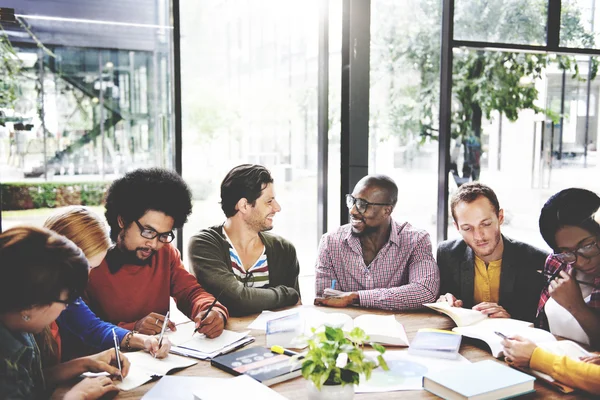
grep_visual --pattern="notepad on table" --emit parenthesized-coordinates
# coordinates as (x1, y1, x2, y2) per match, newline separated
(83, 351, 197, 391)
(163, 320, 252, 358)
(424, 302, 555, 357)
(193, 375, 288, 400)
(423, 359, 535, 399)
(408, 328, 462, 359)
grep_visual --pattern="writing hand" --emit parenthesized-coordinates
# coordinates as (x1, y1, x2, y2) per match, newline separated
(194, 310, 225, 338)
(63, 377, 119, 400)
(133, 312, 176, 335)
(501, 334, 537, 368)
(143, 336, 171, 359)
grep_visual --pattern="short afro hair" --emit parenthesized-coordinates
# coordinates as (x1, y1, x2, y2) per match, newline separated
(539, 188, 600, 250)
(105, 168, 193, 241)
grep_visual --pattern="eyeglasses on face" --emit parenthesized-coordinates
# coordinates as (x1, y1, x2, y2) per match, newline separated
(552, 238, 600, 264)
(345, 194, 393, 214)
(134, 220, 175, 243)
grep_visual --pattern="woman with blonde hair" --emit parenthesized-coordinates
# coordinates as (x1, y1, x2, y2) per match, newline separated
(0, 226, 129, 399)
(38, 207, 170, 381)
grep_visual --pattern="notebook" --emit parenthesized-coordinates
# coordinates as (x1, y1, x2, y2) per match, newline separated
(163, 320, 252, 358)
(250, 308, 409, 347)
(424, 302, 555, 357)
(83, 351, 197, 391)
(193, 375, 288, 400)
(210, 346, 302, 386)
(423, 360, 535, 399)
(408, 328, 462, 359)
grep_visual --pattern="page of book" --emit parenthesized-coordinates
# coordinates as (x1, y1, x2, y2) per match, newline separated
(173, 327, 251, 354)
(454, 324, 556, 358)
(424, 303, 488, 327)
(353, 314, 409, 346)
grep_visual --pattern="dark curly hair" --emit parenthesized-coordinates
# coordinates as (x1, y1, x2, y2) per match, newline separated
(220, 164, 274, 218)
(0, 226, 88, 313)
(105, 168, 193, 241)
(539, 188, 600, 251)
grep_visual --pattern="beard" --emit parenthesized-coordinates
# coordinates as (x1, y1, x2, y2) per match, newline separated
(472, 230, 502, 259)
(350, 224, 379, 237)
(117, 232, 156, 265)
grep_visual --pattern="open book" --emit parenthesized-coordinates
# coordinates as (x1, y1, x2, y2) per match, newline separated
(84, 351, 197, 391)
(424, 302, 555, 357)
(250, 308, 409, 347)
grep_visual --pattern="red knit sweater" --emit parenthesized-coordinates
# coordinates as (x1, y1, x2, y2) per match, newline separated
(85, 244, 228, 330)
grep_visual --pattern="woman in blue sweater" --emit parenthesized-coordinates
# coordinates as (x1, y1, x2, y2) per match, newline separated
(38, 207, 171, 384)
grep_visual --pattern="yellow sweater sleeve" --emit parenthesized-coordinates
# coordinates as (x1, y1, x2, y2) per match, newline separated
(530, 347, 600, 394)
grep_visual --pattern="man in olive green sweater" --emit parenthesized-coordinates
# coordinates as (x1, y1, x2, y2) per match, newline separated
(189, 164, 301, 317)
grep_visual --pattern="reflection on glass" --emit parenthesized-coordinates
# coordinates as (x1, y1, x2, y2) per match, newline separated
(180, 0, 320, 276)
(454, 0, 547, 46)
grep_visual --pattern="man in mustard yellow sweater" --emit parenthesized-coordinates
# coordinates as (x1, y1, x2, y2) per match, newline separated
(502, 335, 600, 394)
(436, 182, 548, 322)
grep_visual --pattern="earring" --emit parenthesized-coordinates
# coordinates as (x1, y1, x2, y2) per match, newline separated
(22, 314, 30, 322)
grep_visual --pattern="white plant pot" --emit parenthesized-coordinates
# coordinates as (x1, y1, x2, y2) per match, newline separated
(306, 381, 355, 400)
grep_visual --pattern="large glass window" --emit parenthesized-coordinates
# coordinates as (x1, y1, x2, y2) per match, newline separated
(180, 0, 321, 280)
(1, 1, 174, 230)
(370, 0, 442, 243)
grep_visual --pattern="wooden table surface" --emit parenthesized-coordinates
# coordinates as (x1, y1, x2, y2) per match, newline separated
(53, 305, 595, 399)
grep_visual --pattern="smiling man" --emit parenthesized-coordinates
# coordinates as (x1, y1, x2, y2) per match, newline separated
(85, 168, 228, 338)
(189, 164, 300, 317)
(314, 174, 439, 311)
(436, 182, 547, 322)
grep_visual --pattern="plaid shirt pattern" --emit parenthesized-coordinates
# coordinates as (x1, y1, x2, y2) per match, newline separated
(536, 255, 600, 330)
(315, 220, 440, 311)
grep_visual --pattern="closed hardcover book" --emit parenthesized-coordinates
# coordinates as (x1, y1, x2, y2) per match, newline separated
(408, 328, 462, 359)
(210, 346, 302, 386)
(423, 360, 535, 400)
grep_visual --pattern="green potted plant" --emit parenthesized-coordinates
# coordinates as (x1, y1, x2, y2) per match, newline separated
(299, 326, 388, 400)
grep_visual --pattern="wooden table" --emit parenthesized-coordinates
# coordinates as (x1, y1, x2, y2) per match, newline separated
(53, 306, 594, 399)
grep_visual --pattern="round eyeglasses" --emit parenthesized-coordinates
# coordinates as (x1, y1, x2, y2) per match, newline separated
(552, 239, 600, 264)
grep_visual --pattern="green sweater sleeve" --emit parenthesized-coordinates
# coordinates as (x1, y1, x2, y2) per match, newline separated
(188, 228, 300, 317)
(530, 347, 600, 394)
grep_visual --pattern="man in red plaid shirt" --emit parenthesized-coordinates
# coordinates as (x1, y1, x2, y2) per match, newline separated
(313, 175, 439, 311)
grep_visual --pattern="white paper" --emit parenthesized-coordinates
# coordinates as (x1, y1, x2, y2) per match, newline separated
(176, 329, 251, 354)
(141, 376, 226, 400)
(356, 350, 471, 393)
(193, 375, 287, 400)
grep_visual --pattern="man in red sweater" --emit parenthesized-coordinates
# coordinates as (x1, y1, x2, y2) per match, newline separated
(85, 168, 228, 338)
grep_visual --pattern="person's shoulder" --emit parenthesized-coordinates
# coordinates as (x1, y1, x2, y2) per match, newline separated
(503, 236, 549, 257)
(190, 225, 224, 241)
(395, 220, 432, 241)
(437, 237, 466, 253)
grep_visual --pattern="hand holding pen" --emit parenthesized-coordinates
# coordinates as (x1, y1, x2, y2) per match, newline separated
(193, 291, 225, 339)
(154, 311, 169, 358)
(111, 328, 125, 380)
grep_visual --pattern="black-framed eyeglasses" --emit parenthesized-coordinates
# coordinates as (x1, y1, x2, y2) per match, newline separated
(134, 220, 175, 243)
(239, 271, 255, 288)
(551, 238, 600, 264)
(345, 194, 393, 214)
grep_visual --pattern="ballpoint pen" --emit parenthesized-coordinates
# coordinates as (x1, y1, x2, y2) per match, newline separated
(194, 289, 224, 335)
(155, 311, 169, 358)
(112, 328, 123, 380)
(494, 331, 508, 340)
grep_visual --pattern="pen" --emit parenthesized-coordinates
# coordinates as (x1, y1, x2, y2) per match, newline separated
(494, 331, 508, 339)
(331, 279, 336, 290)
(271, 345, 304, 359)
(194, 289, 224, 335)
(112, 328, 123, 380)
(156, 311, 169, 358)
(542, 270, 600, 289)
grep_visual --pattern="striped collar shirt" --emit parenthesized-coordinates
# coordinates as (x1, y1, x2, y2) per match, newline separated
(315, 220, 440, 311)
(223, 228, 269, 288)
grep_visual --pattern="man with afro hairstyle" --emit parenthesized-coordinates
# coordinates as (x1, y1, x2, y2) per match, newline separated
(85, 168, 228, 338)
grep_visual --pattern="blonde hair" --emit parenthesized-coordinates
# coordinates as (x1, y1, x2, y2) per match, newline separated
(44, 206, 111, 260)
